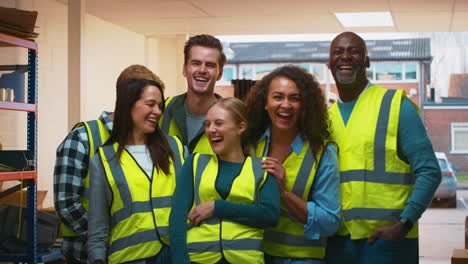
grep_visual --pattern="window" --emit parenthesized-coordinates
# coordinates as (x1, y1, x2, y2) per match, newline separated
(217, 65, 236, 85)
(309, 64, 325, 82)
(367, 62, 418, 83)
(238, 63, 326, 83)
(366, 65, 375, 81)
(404, 63, 417, 80)
(451, 123, 468, 154)
(255, 64, 280, 79)
(376, 63, 402, 81)
(239, 65, 254, 79)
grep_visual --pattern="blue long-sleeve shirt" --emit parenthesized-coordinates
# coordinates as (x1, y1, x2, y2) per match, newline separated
(169, 154, 280, 264)
(337, 83, 441, 224)
(259, 130, 341, 264)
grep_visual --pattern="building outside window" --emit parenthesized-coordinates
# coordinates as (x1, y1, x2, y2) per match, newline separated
(237, 63, 326, 82)
(451, 122, 468, 154)
(239, 65, 254, 79)
(366, 62, 419, 82)
(405, 63, 417, 80)
(217, 64, 236, 85)
(309, 64, 325, 82)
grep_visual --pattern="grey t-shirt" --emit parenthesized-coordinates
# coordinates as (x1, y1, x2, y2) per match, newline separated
(185, 104, 205, 144)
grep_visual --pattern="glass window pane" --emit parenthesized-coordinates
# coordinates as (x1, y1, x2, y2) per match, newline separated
(405, 63, 417, 80)
(437, 159, 448, 171)
(454, 130, 468, 151)
(366, 64, 374, 81)
(376, 63, 402, 81)
(310, 64, 324, 81)
(221, 67, 234, 83)
(297, 64, 310, 72)
(255, 65, 279, 79)
(240, 66, 254, 79)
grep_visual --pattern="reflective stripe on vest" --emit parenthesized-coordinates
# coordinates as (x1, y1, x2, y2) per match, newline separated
(60, 119, 110, 237)
(187, 154, 267, 264)
(160, 97, 177, 135)
(159, 96, 214, 155)
(256, 139, 327, 259)
(99, 137, 182, 264)
(329, 85, 417, 239)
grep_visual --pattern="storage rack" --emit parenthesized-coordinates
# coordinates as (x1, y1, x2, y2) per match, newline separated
(0, 32, 61, 263)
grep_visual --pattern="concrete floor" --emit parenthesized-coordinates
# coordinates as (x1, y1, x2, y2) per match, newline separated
(419, 189, 468, 264)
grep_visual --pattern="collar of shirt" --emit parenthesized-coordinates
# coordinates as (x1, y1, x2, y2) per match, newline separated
(337, 80, 374, 103)
(258, 127, 305, 156)
(98, 111, 113, 132)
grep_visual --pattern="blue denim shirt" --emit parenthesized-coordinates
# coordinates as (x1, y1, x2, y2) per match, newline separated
(260, 129, 341, 263)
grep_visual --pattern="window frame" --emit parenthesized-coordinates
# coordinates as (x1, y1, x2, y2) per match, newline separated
(451, 122, 468, 154)
(368, 61, 419, 83)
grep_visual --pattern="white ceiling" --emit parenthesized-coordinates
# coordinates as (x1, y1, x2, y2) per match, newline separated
(81, 0, 468, 37)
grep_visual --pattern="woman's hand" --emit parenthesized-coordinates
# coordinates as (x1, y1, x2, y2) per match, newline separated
(188, 201, 215, 226)
(261, 157, 286, 195)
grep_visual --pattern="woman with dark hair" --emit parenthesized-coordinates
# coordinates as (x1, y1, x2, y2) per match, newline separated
(245, 65, 341, 264)
(169, 97, 280, 264)
(87, 78, 184, 264)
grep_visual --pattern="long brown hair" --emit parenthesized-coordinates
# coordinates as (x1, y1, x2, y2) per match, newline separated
(244, 65, 330, 162)
(109, 78, 173, 174)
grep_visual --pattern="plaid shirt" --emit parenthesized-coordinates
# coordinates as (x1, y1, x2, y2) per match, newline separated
(53, 112, 113, 263)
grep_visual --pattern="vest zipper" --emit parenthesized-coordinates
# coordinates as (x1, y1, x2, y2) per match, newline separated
(149, 170, 166, 245)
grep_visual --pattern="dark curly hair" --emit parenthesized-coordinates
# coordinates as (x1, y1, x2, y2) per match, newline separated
(244, 65, 330, 162)
(183, 34, 227, 68)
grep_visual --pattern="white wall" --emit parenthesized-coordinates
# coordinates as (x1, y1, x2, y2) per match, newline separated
(429, 32, 468, 99)
(146, 35, 187, 97)
(0, 0, 168, 208)
(0, 0, 28, 153)
(83, 15, 147, 120)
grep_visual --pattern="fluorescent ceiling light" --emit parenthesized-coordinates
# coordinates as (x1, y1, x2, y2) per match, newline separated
(334, 12, 394, 27)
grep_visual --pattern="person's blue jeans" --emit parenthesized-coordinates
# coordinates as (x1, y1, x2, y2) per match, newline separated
(325, 235, 418, 264)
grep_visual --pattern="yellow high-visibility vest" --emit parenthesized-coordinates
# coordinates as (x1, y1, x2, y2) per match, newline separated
(187, 154, 268, 264)
(159, 96, 213, 155)
(328, 84, 418, 239)
(60, 119, 110, 237)
(99, 136, 183, 264)
(255, 139, 327, 259)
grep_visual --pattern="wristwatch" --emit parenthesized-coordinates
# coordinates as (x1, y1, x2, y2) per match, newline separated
(400, 217, 414, 232)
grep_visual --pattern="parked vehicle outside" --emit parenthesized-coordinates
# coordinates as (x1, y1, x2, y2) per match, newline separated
(433, 152, 458, 208)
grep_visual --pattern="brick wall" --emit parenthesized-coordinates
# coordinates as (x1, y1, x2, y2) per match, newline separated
(424, 108, 468, 171)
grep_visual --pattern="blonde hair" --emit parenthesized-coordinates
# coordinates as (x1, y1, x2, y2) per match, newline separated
(210, 97, 252, 156)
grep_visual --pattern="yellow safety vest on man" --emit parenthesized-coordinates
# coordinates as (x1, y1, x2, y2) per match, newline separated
(98, 136, 183, 264)
(186, 154, 268, 264)
(255, 139, 327, 259)
(60, 119, 110, 237)
(159, 94, 216, 154)
(328, 84, 418, 240)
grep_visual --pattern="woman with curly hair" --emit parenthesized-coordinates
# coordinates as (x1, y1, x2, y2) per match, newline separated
(245, 65, 341, 264)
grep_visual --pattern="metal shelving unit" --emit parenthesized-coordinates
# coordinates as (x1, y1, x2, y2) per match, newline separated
(0, 31, 61, 263)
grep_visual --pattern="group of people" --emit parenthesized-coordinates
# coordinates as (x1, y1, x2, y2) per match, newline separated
(53, 32, 442, 264)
